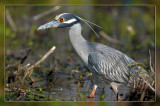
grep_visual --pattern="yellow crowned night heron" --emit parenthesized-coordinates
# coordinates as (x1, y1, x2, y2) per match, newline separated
(38, 13, 152, 101)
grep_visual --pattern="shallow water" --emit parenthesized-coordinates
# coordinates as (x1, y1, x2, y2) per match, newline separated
(32, 68, 131, 101)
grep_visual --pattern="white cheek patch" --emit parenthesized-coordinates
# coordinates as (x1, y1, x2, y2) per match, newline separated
(63, 18, 77, 24)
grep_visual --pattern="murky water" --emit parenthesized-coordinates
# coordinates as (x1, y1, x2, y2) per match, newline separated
(32, 68, 131, 101)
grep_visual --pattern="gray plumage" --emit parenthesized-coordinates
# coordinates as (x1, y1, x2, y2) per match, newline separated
(38, 13, 152, 100)
(68, 23, 141, 84)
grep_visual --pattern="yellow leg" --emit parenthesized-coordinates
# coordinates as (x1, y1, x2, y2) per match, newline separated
(88, 85, 97, 98)
(110, 82, 121, 101)
(117, 94, 121, 101)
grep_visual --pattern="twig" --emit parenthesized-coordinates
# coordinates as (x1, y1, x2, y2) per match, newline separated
(151, 80, 155, 86)
(134, 70, 154, 92)
(149, 49, 154, 74)
(33, 6, 61, 21)
(99, 31, 124, 45)
(16, 95, 22, 100)
(20, 63, 30, 71)
(6, 9, 17, 32)
(143, 80, 155, 92)
(140, 83, 147, 101)
(21, 46, 56, 84)
(126, 60, 155, 92)
(143, 49, 155, 92)
(15, 63, 30, 80)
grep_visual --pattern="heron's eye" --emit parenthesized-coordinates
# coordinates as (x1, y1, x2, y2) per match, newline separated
(60, 18, 65, 22)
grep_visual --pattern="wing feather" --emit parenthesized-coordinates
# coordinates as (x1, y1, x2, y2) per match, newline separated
(88, 51, 130, 83)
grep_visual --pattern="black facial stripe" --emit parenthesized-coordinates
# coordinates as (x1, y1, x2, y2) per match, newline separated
(56, 13, 81, 28)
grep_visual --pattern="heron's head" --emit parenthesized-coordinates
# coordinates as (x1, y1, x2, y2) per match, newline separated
(38, 13, 102, 37)
(38, 13, 81, 30)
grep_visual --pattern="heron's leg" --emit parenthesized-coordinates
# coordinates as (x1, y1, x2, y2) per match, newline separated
(110, 82, 121, 101)
(88, 84, 98, 98)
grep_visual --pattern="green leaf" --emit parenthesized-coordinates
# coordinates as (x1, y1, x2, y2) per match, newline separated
(127, 62, 147, 68)
(39, 88, 43, 92)
(127, 62, 136, 67)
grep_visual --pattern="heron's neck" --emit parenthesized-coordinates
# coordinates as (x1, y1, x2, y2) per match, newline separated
(69, 23, 87, 47)
(69, 23, 89, 65)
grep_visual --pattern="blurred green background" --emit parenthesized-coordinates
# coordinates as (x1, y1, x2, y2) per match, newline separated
(1, 0, 160, 106)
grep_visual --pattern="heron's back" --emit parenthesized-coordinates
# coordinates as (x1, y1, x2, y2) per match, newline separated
(86, 42, 148, 84)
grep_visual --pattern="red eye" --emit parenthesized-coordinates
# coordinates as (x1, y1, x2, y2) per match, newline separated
(60, 18, 65, 22)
